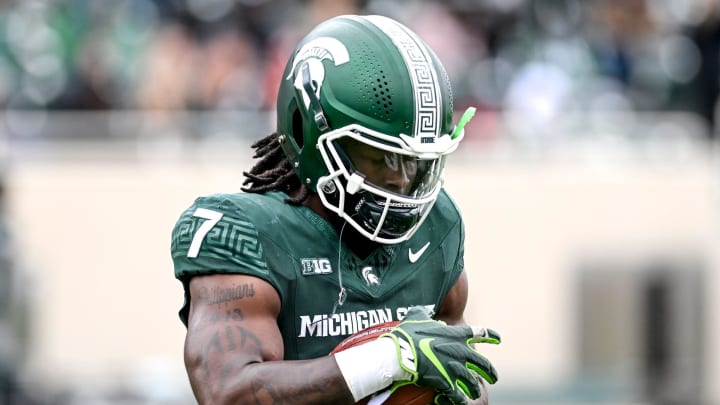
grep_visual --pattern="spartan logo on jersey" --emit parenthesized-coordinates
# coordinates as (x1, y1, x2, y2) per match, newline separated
(361, 266, 380, 286)
(288, 37, 349, 112)
(301, 258, 333, 275)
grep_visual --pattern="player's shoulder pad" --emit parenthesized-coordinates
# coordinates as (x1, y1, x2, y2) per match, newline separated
(170, 192, 284, 276)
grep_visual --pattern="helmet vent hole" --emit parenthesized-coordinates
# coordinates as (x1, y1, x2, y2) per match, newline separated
(355, 45, 395, 121)
(371, 72, 394, 119)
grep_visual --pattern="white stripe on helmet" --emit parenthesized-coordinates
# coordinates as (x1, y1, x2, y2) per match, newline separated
(350, 15, 442, 140)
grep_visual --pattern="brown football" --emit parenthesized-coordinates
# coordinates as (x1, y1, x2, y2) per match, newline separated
(331, 321, 436, 405)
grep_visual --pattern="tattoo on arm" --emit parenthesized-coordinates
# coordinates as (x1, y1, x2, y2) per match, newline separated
(198, 283, 256, 305)
(225, 326, 237, 351)
(198, 318, 348, 403)
(210, 308, 245, 324)
(203, 324, 264, 387)
(190, 279, 350, 403)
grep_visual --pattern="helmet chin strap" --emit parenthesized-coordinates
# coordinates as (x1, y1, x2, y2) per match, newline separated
(301, 62, 329, 131)
(346, 173, 364, 195)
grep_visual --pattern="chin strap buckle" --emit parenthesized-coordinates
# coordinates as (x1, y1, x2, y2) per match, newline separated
(314, 112, 329, 131)
(346, 173, 364, 194)
(301, 62, 330, 132)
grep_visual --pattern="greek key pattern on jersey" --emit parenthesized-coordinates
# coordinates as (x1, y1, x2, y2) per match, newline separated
(363, 15, 441, 139)
(173, 210, 268, 274)
(171, 210, 195, 252)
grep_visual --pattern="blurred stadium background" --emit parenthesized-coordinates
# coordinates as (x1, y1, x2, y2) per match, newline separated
(1, 0, 720, 404)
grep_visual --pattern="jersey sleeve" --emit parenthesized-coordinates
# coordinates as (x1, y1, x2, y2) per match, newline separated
(170, 194, 279, 290)
(171, 194, 288, 326)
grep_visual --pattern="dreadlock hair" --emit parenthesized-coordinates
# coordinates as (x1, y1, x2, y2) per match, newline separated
(241, 132, 310, 206)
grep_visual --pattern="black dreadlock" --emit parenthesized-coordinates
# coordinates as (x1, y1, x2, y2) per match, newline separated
(241, 133, 310, 206)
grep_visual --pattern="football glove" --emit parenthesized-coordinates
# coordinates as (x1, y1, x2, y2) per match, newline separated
(380, 306, 500, 405)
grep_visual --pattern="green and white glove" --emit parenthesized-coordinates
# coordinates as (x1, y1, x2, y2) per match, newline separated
(380, 306, 501, 405)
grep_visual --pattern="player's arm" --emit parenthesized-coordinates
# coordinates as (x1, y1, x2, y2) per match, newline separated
(183, 273, 355, 405)
(436, 270, 491, 405)
(435, 269, 470, 325)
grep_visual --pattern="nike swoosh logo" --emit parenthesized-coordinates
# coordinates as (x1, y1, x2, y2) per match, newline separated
(418, 338, 451, 383)
(408, 242, 430, 263)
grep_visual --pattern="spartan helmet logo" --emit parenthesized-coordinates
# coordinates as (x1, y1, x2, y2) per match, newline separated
(362, 266, 380, 286)
(288, 37, 349, 112)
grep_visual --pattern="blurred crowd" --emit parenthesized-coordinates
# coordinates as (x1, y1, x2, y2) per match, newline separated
(1, 0, 720, 141)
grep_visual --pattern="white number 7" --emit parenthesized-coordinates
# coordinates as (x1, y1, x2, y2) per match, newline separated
(187, 208, 223, 258)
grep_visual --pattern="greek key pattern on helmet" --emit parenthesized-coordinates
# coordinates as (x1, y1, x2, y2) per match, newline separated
(362, 15, 441, 138)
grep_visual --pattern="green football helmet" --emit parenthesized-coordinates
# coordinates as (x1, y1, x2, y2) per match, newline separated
(276, 14, 473, 244)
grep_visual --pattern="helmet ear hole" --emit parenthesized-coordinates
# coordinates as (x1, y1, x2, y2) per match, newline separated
(291, 108, 304, 149)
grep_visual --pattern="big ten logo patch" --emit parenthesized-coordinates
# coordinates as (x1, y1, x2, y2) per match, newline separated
(301, 258, 333, 275)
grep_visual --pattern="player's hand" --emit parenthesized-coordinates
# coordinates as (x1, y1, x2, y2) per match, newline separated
(380, 306, 500, 405)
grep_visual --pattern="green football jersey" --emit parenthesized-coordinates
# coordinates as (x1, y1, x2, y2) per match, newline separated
(170, 190, 465, 360)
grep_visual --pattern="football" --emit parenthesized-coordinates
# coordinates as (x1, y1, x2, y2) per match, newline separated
(331, 321, 436, 405)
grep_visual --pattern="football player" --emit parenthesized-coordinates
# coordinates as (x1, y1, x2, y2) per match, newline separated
(171, 14, 500, 405)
